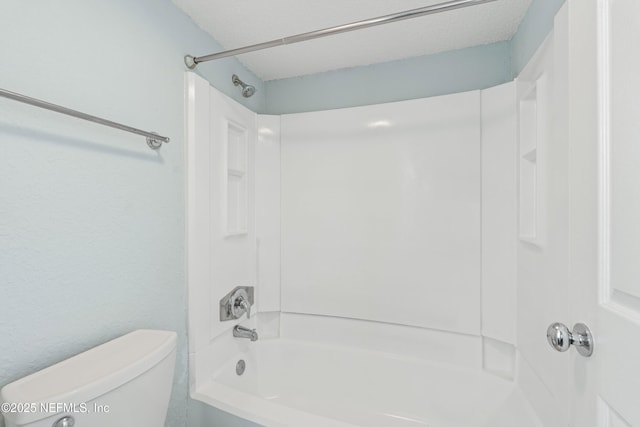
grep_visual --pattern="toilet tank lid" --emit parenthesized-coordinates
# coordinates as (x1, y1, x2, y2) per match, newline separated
(1, 329, 176, 418)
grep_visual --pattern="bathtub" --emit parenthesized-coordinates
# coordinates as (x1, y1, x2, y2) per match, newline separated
(192, 315, 542, 427)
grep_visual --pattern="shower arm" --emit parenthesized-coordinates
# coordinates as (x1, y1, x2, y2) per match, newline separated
(184, 0, 499, 69)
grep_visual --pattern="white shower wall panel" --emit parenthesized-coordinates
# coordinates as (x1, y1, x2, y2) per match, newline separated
(186, 74, 259, 357)
(281, 92, 482, 335)
(481, 82, 517, 345)
(256, 115, 282, 313)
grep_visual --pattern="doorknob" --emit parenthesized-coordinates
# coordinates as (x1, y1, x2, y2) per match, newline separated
(546, 322, 594, 357)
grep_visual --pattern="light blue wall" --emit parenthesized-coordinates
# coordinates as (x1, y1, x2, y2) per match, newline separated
(264, 0, 566, 114)
(265, 41, 511, 114)
(0, 1, 264, 427)
(511, 0, 566, 74)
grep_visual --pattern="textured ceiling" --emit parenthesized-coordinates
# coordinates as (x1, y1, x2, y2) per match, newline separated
(174, 0, 532, 81)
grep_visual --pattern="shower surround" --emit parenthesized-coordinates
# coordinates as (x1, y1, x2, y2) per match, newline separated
(185, 60, 542, 425)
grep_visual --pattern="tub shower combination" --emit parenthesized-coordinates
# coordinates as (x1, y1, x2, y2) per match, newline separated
(186, 66, 549, 426)
(185, 1, 558, 426)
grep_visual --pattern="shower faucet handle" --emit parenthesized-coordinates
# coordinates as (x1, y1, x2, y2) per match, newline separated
(233, 290, 251, 319)
(220, 286, 255, 321)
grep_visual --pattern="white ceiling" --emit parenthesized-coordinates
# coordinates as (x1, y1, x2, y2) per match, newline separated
(174, 0, 532, 81)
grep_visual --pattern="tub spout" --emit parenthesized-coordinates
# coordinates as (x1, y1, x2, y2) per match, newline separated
(233, 325, 258, 341)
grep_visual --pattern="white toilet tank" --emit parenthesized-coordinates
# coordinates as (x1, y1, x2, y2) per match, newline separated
(0, 329, 177, 427)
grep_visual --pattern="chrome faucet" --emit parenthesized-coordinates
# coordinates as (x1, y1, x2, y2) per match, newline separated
(233, 325, 258, 341)
(235, 293, 251, 319)
(220, 286, 254, 321)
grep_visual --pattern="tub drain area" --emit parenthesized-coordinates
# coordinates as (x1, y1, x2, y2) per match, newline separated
(236, 359, 246, 376)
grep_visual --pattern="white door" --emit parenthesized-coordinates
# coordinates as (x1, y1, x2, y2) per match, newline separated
(566, 1, 640, 426)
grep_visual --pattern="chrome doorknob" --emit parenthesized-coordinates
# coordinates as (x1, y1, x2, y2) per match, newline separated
(546, 322, 594, 357)
(547, 322, 571, 352)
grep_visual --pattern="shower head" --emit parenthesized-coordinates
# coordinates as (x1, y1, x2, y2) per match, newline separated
(232, 74, 256, 98)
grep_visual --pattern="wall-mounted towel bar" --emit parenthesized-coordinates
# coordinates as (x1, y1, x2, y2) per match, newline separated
(0, 88, 170, 149)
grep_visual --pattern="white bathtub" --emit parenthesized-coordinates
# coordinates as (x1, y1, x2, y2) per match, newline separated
(192, 317, 542, 427)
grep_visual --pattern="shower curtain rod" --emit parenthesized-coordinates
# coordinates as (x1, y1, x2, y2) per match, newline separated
(184, 0, 499, 69)
(0, 88, 170, 149)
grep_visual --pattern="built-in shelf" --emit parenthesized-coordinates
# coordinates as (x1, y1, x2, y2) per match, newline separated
(519, 236, 539, 246)
(225, 121, 248, 236)
(518, 74, 546, 247)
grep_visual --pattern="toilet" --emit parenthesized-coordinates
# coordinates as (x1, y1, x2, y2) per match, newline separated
(0, 329, 177, 427)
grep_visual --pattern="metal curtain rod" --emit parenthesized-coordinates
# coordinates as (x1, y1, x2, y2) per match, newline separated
(184, 0, 498, 68)
(0, 88, 169, 149)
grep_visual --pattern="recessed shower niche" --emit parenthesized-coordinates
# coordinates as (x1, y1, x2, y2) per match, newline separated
(518, 71, 548, 247)
(225, 121, 249, 236)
